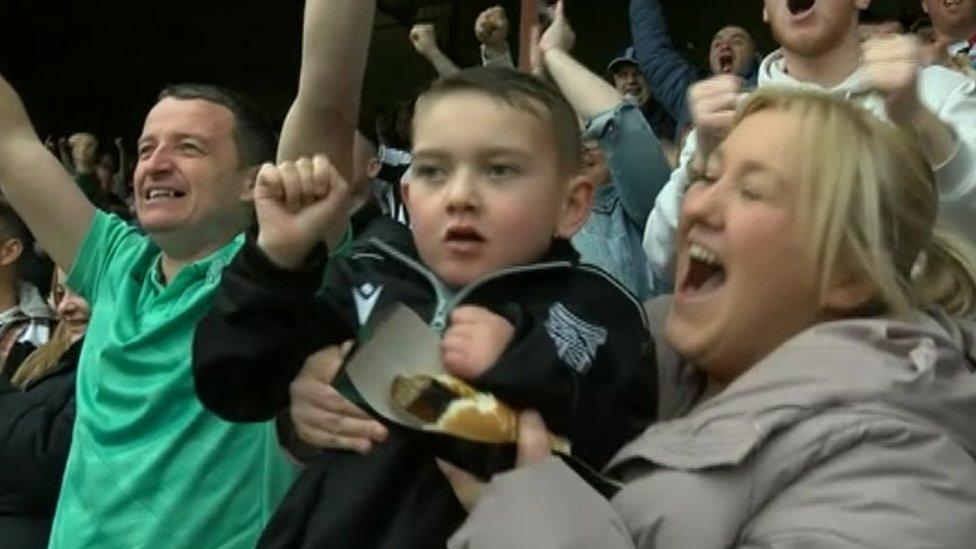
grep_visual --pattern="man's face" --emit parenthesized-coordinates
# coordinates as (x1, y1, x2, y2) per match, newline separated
(133, 98, 250, 249)
(922, 0, 976, 40)
(405, 91, 590, 287)
(764, 0, 866, 57)
(611, 64, 651, 106)
(709, 26, 758, 75)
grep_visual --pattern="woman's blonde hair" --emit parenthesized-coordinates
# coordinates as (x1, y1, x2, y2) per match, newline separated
(11, 320, 75, 388)
(11, 269, 80, 388)
(733, 88, 976, 317)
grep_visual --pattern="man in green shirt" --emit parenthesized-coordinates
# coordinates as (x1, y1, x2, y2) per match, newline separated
(0, 0, 374, 546)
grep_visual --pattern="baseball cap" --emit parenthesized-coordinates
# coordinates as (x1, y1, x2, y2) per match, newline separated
(607, 46, 639, 74)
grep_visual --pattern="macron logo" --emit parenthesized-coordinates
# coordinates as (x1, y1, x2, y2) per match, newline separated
(353, 282, 384, 326)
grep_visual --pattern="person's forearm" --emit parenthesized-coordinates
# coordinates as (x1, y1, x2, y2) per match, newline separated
(0, 73, 93, 271)
(192, 235, 348, 422)
(423, 47, 461, 77)
(543, 49, 622, 121)
(593, 105, 671, 226)
(629, 0, 700, 126)
(482, 44, 515, 69)
(278, 0, 375, 181)
(901, 108, 956, 168)
(448, 457, 636, 549)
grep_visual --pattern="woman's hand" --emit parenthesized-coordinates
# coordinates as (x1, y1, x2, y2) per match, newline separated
(436, 409, 553, 511)
(290, 342, 389, 454)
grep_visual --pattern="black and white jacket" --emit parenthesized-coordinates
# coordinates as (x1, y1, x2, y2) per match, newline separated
(193, 217, 658, 547)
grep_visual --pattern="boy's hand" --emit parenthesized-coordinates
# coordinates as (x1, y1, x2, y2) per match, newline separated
(441, 306, 515, 380)
(254, 154, 351, 270)
(475, 6, 509, 51)
(409, 24, 440, 57)
(290, 342, 389, 454)
(538, 0, 574, 53)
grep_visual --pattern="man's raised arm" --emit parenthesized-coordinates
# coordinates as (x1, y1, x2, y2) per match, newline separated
(0, 74, 94, 272)
(277, 0, 376, 184)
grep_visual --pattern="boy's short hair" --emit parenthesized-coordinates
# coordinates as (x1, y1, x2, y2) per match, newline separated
(0, 197, 31, 247)
(414, 67, 582, 175)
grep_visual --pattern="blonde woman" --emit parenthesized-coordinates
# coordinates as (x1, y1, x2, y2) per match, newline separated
(0, 270, 89, 549)
(443, 89, 976, 547)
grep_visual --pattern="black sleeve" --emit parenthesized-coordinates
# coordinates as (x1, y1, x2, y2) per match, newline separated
(192, 230, 358, 422)
(472, 304, 577, 433)
(473, 274, 658, 470)
(0, 370, 75, 513)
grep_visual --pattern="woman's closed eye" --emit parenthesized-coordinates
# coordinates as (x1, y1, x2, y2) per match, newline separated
(687, 166, 719, 190)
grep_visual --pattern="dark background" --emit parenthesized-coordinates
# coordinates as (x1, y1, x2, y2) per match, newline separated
(0, 0, 926, 152)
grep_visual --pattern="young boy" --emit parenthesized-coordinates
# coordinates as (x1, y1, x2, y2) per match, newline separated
(193, 67, 657, 548)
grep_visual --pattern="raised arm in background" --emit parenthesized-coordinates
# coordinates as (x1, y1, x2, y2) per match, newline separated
(410, 23, 461, 78)
(476, 6, 516, 69)
(277, 0, 376, 184)
(539, 1, 671, 226)
(629, 0, 705, 129)
(0, 76, 95, 272)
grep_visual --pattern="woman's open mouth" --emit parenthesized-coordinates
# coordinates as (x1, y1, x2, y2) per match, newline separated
(679, 243, 726, 297)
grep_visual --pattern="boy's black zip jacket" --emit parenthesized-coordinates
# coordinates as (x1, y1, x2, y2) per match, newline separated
(192, 216, 658, 547)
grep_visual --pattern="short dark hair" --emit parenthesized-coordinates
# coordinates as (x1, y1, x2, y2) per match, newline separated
(414, 67, 581, 174)
(0, 197, 31, 247)
(157, 84, 277, 169)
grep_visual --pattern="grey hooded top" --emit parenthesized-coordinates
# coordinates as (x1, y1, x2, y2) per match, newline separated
(449, 298, 976, 548)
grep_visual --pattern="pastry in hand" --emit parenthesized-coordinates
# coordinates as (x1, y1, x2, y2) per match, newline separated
(391, 373, 570, 453)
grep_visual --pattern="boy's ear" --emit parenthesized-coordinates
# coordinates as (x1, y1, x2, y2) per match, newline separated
(554, 174, 594, 239)
(762, 5, 769, 22)
(400, 178, 410, 207)
(366, 158, 382, 180)
(0, 238, 24, 268)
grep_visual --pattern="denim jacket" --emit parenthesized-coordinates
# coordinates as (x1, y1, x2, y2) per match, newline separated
(572, 103, 671, 300)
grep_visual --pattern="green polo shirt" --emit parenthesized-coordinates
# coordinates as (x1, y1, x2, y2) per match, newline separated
(49, 212, 295, 548)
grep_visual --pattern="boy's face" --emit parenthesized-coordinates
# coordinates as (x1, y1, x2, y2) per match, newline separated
(405, 91, 591, 287)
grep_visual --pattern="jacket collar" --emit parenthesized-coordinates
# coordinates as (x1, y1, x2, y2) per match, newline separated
(0, 282, 54, 325)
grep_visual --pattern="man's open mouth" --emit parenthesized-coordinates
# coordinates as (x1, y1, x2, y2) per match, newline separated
(144, 188, 187, 202)
(719, 53, 735, 73)
(945, 0, 962, 9)
(787, 0, 816, 16)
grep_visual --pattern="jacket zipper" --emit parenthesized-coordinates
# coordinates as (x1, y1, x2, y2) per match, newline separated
(369, 238, 573, 332)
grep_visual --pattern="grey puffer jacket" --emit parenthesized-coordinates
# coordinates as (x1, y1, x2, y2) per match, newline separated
(450, 298, 976, 548)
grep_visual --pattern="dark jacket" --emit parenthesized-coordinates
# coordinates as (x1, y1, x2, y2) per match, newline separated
(629, 0, 760, 133)
(0, 339, 81, 549)
(193, 217, 657, 548)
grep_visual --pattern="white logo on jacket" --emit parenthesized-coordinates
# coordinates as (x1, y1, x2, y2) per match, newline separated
(353, 283, 384, 326)
(544, 302, 607, 375)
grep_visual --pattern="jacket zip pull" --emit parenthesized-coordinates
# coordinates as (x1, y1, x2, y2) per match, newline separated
(431, 301, 450, 333)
